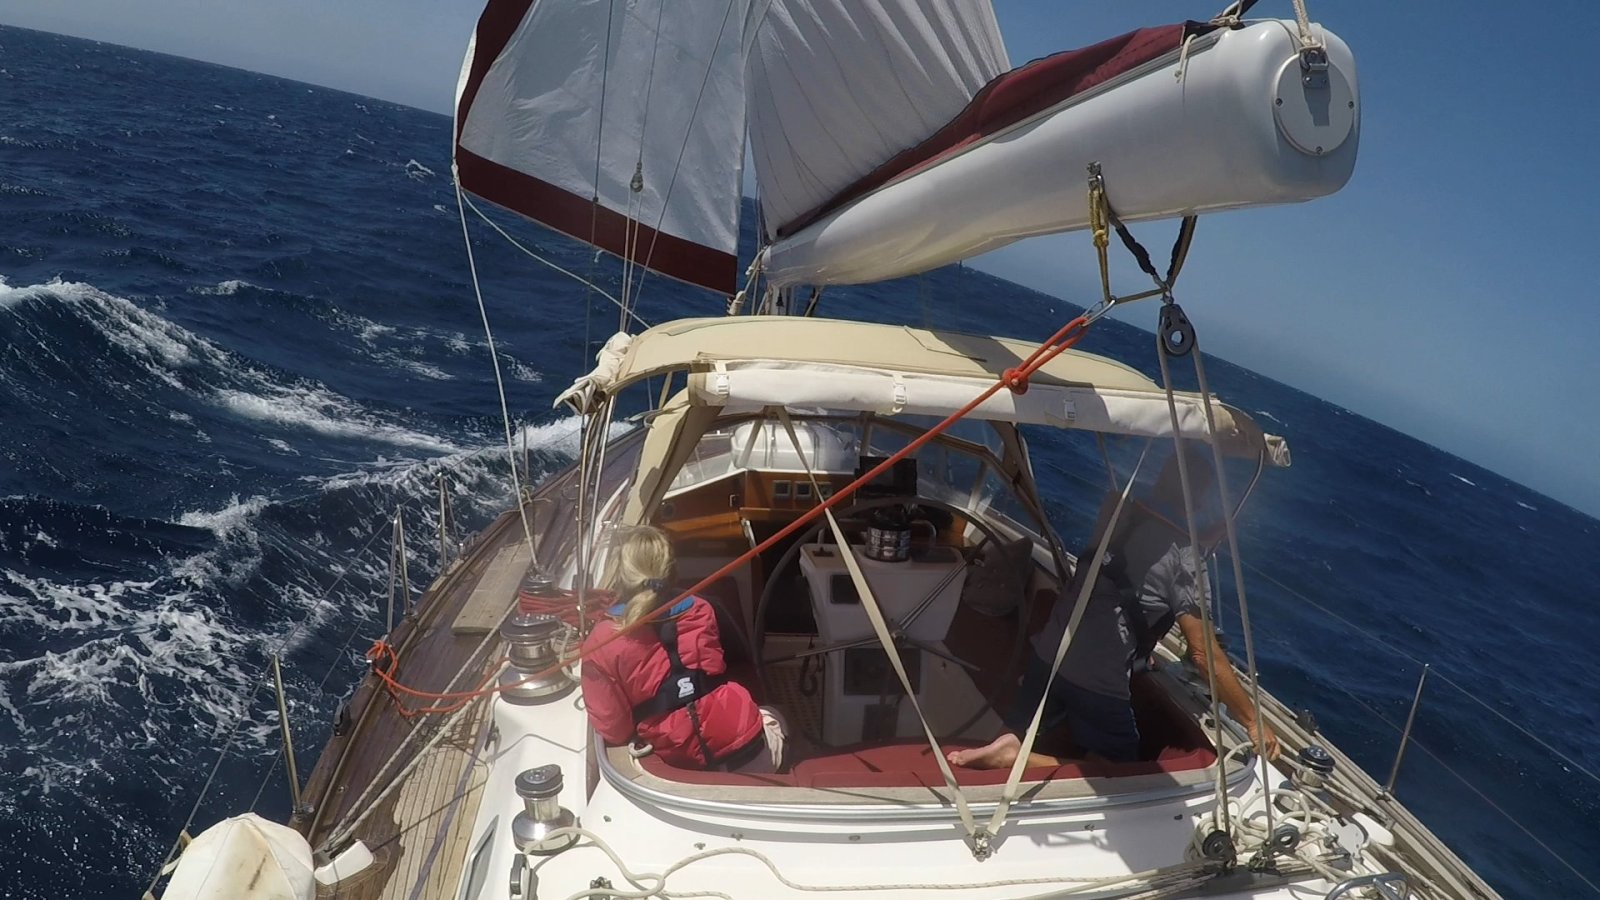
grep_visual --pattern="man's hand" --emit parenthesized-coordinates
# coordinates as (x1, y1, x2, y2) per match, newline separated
(1246, 718, 1280, 761)
(1177, 614, 1282, 762)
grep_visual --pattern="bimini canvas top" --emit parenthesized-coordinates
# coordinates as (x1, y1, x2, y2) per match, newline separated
(560, 317, 1288, 464)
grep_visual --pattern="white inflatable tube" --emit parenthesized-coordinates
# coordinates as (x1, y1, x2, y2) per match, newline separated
(763, 20, 1358, 288)
(161, 814, 315, 900)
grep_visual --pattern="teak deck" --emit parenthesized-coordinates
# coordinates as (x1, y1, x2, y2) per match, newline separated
(299, 507, 531, 898)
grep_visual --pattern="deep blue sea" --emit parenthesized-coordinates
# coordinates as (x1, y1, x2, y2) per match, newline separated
(1, 25, 1596, 900)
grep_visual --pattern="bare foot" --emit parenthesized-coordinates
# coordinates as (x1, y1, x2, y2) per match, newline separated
(947, 733, 1022, 770)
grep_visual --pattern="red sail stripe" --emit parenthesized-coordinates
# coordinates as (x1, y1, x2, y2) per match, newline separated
(454, 1, 737, 295)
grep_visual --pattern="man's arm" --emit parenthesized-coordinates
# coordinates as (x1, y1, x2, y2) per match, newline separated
(1176, 612, 1281, 760)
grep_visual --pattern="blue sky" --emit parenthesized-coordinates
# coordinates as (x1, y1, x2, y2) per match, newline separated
(2, 0, 1596, 517)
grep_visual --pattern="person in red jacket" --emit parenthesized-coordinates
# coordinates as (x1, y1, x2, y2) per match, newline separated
(581, 525, 785, 771)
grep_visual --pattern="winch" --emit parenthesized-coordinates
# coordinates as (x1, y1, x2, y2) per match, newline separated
(498, 610, 572, 703)
(510, 765, 577, 855)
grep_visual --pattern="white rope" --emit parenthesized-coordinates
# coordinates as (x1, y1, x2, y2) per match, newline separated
(773, 409, 982, 850)
(459, 193, 646, 332)
(982, 444, 1149, 842)
(538, 825, 1214, 900)
(1153, 336, 1232, 835)
(454, 180, 540, 569)
(1291, 0, 1322, 49)
(1186, 343, 1277, 842)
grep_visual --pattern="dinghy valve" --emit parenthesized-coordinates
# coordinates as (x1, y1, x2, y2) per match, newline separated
(511, 765, 577, 855)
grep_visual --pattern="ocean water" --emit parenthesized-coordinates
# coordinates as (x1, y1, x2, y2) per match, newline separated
(1, 25, 1596, 900)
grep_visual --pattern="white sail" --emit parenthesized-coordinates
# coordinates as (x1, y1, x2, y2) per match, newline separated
(745, 0, 1008, 239)
(455, 0, 752, 293)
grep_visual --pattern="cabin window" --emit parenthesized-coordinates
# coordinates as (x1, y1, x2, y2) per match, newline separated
(975, 466, 1041, 540)
(458, 816, 498, 900)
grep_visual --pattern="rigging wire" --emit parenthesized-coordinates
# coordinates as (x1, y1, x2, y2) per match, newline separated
(1251, 616, 1600, 895)
(1238, 563, 1600, 794)
(460, 192, 646, 331)
(454, 181, 541, 570)
(141, 507, 406, 896)
(630, 0, 741, 308)
(1177, 313, 1279, 844)
(1155, 342, 1234, 837)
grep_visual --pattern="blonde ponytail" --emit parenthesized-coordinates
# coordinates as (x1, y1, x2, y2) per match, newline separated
(607, 525, 677, 627)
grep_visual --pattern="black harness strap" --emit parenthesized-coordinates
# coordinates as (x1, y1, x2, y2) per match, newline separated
(631, 617, 727, 768)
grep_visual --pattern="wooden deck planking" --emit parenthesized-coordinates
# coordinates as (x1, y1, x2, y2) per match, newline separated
(299, 504, 535, 898)
(451, 542, 529, 635)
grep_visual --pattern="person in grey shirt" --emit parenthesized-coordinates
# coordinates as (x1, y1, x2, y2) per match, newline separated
(949, 445, 1280, 768)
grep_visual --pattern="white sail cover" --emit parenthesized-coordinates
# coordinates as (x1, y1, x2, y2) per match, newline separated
(455, 0, 752, 293)
(745, 0, 1008, 239)
(455, 0, 1008, 294)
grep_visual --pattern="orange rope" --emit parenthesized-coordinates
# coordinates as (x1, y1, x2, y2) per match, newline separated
(369, 316, 1093, 715)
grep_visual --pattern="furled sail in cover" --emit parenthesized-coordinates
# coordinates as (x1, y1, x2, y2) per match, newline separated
(454, 0, 1007, 295)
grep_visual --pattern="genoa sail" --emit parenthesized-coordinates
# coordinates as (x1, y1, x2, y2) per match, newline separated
(454, 0, 751, 294)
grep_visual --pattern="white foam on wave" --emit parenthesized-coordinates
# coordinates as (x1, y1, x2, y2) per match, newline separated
(1451, 473, 1477, 487)
(505, 358, 542, 383)
(179, 493, 272, 536)
(396, 359, 453, 380)
(0, 569, 243, 704)
(1516, 500, 1537, 511)
(266, 438, 297, 454)
(514, 416, 632, 458)
(6, 280, 459, 454)
(1404, 478, 1432, 497)
(405, 159, 436, 181)
(217, 384, 461, 454)
(193, 279, 256, 296)
(0, 279, 199, 387)
(305, 416, 631, 495)
(1253, 409, 1284, 425)
(173, 495, 274, 587)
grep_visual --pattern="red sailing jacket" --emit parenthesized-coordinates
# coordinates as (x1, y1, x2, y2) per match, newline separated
(580, 596, 762, 768)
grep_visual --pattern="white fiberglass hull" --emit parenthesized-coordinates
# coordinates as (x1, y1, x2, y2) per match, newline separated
(763, 20, 1359, 289)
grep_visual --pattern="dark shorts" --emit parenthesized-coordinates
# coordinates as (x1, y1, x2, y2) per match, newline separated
(1002, 654, 1141, 763)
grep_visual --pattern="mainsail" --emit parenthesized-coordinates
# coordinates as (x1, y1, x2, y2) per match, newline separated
(744, 0, 1008, 240)
(455, 1, 1359, 296)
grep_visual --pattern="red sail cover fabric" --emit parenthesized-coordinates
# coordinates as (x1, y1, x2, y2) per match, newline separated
(775, 23, 1207, 238)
